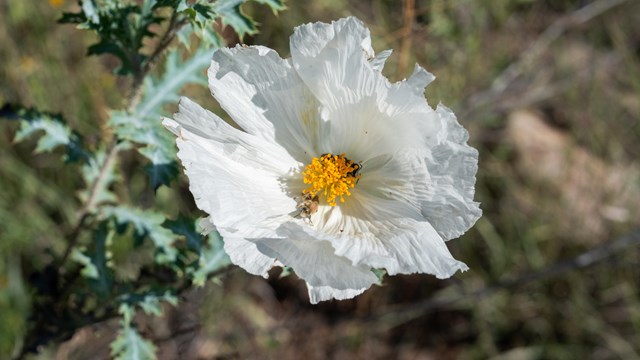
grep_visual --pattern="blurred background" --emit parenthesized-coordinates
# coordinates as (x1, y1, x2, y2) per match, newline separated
(1, 0, 640, 359)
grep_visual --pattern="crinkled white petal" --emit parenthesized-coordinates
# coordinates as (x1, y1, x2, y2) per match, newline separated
(209, 45, 324, 163)
(249, 222, 378, 304)
(369, 49, 392, 72)
(290, 17, 380, 109)
(163, 97, 298, 231)
(218, 228, 280, 278)
(198, 218, 281, 278)
(289, 17, 446, 162)
(306, 285, 368, 304)
(165, 17, 480, 303)
(295, 150, 468, 276)
(421, 105, 482, 240)
(294, 210, 468, 277)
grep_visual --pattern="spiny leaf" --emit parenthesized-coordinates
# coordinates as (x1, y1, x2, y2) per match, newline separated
(71, 249, 99, 279)
(90, 222, 114, 295)
(60, 1, 163, 75)
(372, 268, 387, 285)
(213, 0, 258, 38)
(1, 103, 88, 162)
(181, 2, 216, 29)
(121, 291, 179, 318)
(253, 0, 286, 13)
(103, 206, 178, 263)
(111, 325, 157, 360)
(145, 162, 179, 191)
(191, 230, 230, 287)
(70, 222, 114, 296)
(78, 146, 120, 209)
(213, 0, 285, 39)
(109, 46, 213, 189)
(163, 215, 203, 252)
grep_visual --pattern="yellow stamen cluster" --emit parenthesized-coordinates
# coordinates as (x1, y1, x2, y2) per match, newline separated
(302, 153, 360, 206)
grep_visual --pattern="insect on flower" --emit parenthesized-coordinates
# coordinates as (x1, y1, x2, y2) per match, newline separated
(295, 192, 319, 224)
(164, 17, 482, 303)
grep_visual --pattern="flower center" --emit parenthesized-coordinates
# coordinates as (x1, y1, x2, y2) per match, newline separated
(302, 153, 360, 206)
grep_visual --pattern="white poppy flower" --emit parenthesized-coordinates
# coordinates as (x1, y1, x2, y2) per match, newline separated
(163, 17, 482, 303)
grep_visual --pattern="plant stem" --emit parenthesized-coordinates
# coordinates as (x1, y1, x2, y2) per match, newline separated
(56, 10, 186, 273)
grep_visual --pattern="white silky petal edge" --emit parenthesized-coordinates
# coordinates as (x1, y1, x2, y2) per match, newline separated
(294, 202, 468, 277)
(290, 17, 379, 109)
(252, 222, 378, 304)
(163, 98, 297, 275)
(369, 49, 392, 72)
(197, 218, 277, 278)
(209, 45, 322, 162)
(422, 105, 482, 240)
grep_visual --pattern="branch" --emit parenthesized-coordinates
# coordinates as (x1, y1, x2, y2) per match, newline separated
(396, 0, 415, 77)
(57, 10, 187, 272)
(364, 228, 640, 331)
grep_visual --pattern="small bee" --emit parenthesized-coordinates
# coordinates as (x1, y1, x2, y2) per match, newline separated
(347, 162, 363, 179)
(295, 192, 319, 224)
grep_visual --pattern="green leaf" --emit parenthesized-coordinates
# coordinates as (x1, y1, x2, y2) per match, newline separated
(111, 325, 157, 360)
(145, 162, 180, 191)
(253, 0, 286, 13)
(137, 46, 212, 116)
(138, 292, 178, 316)
(71, 249, 99, 279)
(78, 146, 120, 209)
(103, 206, 178, 263)
(181, 2, 216, 29)
(59, 1, 163, 75)
(70, 222, 114, 296)
(191, 230, 231, 286)
(163, 215, 203, 252)
(89, 222, 114, 295)
(213, 0, 258, 38)
(372, 268, 387, 285)
(1, 103, 88, 162)
(109, 46, 213, 189)
(120, 291, 179, 318)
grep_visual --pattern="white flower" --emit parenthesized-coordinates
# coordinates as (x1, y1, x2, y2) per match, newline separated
(163, 17, 482, 303)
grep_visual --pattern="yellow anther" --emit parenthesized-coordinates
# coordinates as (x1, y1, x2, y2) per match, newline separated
(302, 153, 360, 206)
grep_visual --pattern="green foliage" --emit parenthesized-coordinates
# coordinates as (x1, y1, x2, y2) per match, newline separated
(163, 214, 203, 252)
(371, 268, 386, 285)
(60, 0, 163, 75)
(191, 230, 231, 287)
(111, 325, 158, 360)
(214, 0, 285, 38)
(78, 146, 121, 210)
(109, 46, 213, 189)
(103, 206, 178, 263)
(111, 292, 178, 359)
(1, 0, 286, 356)
(0, 104, 88, 162)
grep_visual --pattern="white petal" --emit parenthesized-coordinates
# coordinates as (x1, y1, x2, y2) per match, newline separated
(317, 96, 431, 162)
(306, 285, 368, 304)
(250, 222, 378, 304)
(299, 213, 468, 277)
(209, 45, 323, 163)
(295, 151, 468, 276)
(290, 17, 381, 109)
(164, 97, 298, 231)
(405, 64, 435, 95)
(197, 218, 278, 278)
(421, 105, 482, 240)
(218, 227, 279, 278)
(369, 49, 392, 72)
